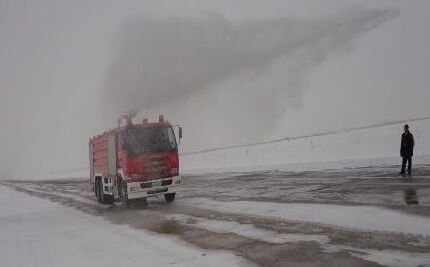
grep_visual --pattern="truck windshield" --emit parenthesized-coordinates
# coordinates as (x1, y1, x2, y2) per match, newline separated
(122, 127, 178, 154)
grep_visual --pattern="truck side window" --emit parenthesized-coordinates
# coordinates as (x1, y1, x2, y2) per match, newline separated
(166, 128, 177, 149)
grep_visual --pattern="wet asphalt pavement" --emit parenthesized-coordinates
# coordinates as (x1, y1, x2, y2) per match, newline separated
(2, 162, 430, 267)
(181, 163, 430, 214)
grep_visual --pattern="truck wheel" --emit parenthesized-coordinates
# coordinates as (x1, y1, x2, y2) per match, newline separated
(94, 182, 98, 198)
(99, 182, 106, 203)
(120, 185, 130, 208)
(98, 179, 112, 205)
(96, 180, 103, 203)
(104, 195, 114, 205)
(100, 190, 114, 205)
(164, 193, 176, 203)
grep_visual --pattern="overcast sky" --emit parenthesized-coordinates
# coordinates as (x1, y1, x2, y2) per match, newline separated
(1, 0, 429, 179)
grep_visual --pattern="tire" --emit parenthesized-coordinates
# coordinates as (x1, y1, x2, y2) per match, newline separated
(97, 178, 113, 205)
(96, 180, 103, 203)
(94, 181, 99, 198)
(100, 185, 114, 205)
(120, 183, 130, 208)
(104, 194, 114, 205)
(94, 182, 98, 198)
(164, 193, 176, 203)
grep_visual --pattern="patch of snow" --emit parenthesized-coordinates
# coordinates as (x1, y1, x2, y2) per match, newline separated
(329, 245, 430, 267)
(170, 214, 329, 244)
(0, 186, 252, 267)
(169, 213, 430, 267)
(180, 198, 430, 237)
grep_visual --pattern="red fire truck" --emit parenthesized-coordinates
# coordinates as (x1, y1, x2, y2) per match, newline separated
(89, 114, 182, 207)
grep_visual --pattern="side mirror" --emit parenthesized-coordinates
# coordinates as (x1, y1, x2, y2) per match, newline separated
(179, 127, 183, 139)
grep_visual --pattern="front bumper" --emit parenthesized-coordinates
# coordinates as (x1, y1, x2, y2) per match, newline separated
(126, 176, 181, 200)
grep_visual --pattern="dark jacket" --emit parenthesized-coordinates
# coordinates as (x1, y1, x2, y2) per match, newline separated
(400, 132, 414, 157)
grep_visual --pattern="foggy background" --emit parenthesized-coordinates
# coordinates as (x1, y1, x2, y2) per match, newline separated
(1, 0, 430, 179)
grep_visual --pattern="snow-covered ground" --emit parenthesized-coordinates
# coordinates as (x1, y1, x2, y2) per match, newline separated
(168, 214, 430, 267)
(180, 198, 430, 236)
(2, 161, 430, 266)
(181, 119, 430, 173)
(0, 185, 251, 267)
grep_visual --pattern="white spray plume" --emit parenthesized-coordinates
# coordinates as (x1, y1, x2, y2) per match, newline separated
(102, 7, 399, 149)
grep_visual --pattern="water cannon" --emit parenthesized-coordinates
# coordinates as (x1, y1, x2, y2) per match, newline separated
(159, 114, 165, 123)
(118, 109, 139, 127)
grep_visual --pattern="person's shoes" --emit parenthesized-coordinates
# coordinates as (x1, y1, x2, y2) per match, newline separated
(399, 171, 405, 175)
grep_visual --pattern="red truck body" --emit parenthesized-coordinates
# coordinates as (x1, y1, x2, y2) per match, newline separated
(89, 115, 181, 206)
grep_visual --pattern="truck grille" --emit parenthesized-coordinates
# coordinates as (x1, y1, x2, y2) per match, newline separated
(161, 179, 172, 186)
(131, 169, 170, 181)
(139, 179, 172, 189)
(147, 188, 168, 195)
(140, 182, 152, 189)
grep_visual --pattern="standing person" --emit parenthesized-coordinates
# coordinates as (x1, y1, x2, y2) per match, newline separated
(400, 124, 414, 175)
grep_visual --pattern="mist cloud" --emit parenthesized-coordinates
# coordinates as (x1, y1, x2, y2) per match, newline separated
(102, 7, 398, 149)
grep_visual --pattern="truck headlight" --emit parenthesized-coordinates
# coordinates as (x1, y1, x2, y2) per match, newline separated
(170, 168, 179, 176)
(129, 185, 138, 192)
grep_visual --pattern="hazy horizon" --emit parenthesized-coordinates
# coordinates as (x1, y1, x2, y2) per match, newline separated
(1, 0, 430, 179)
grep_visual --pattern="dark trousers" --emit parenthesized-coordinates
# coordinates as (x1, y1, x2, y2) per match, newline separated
(401, 156, 412, 173)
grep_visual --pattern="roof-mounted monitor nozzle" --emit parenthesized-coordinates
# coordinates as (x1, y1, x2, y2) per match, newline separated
(118, 109, 139, 127)
(159, 115, 165, 123)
